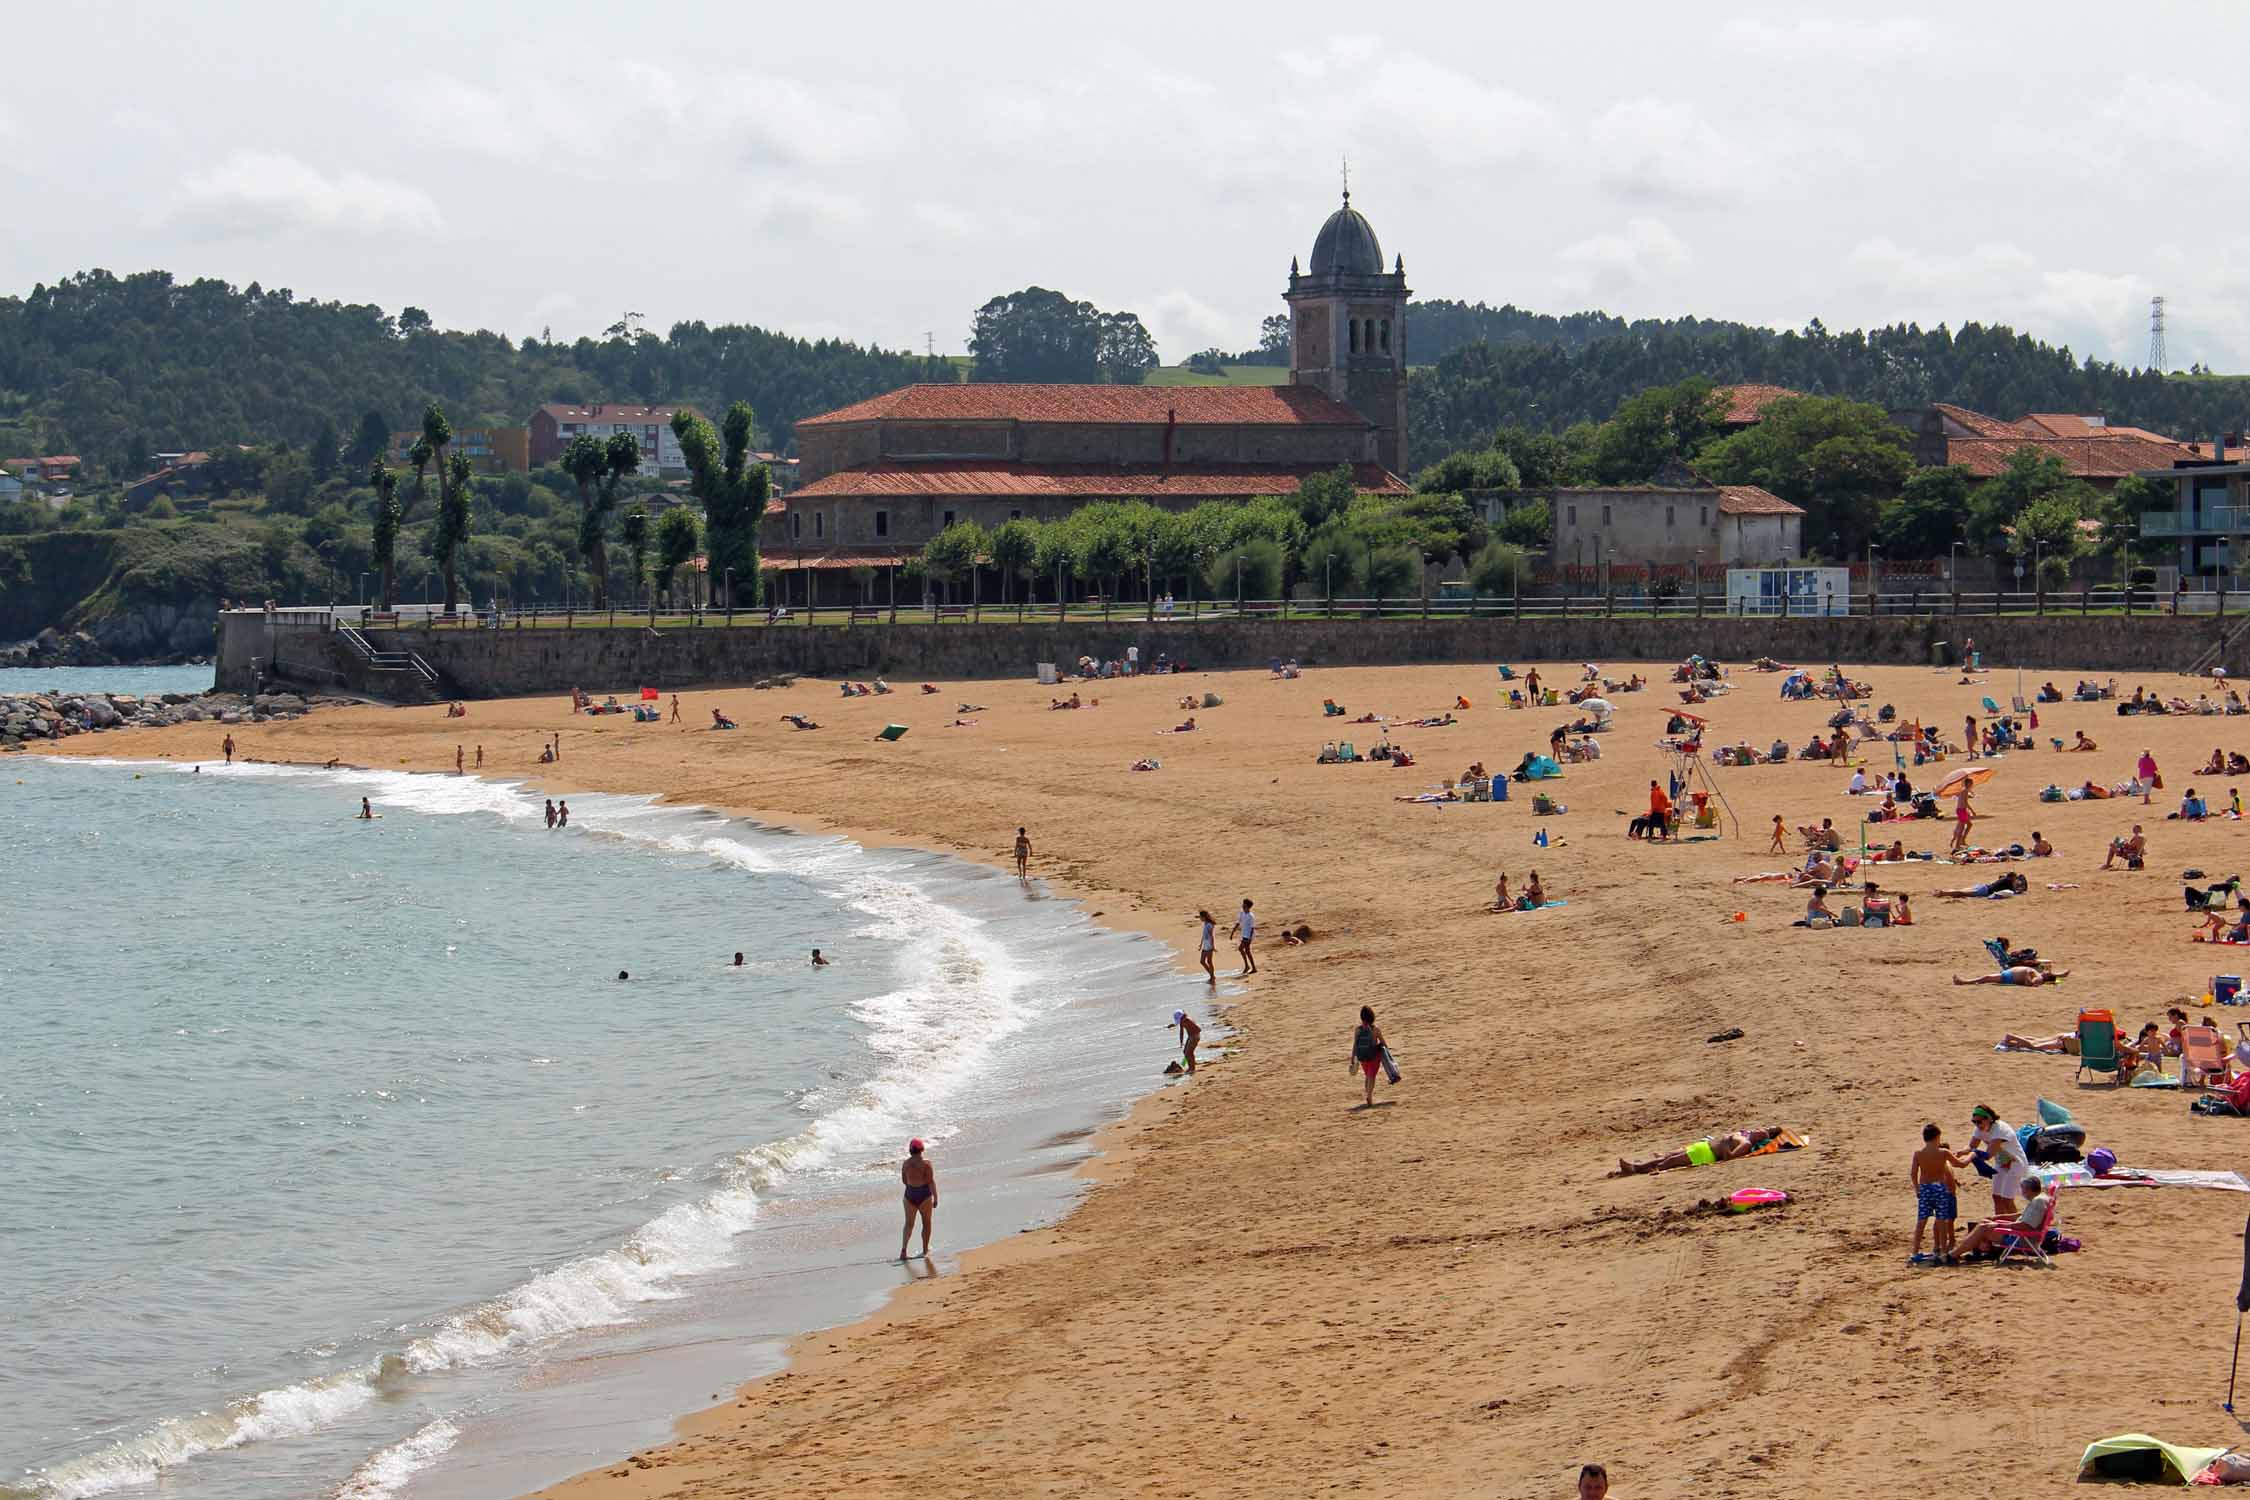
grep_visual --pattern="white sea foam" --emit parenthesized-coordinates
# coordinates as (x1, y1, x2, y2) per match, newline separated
(332, 1418, 460, 1500)
(26, 762, 1051, 1499)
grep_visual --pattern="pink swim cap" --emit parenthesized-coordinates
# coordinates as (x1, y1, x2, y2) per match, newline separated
(908, 1138, 925, 1153)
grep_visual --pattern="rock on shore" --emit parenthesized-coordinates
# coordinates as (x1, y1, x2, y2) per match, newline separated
(0, 688, 354, 749)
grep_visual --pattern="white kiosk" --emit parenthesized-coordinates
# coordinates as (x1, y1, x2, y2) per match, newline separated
(1725, 566, 1851, 617)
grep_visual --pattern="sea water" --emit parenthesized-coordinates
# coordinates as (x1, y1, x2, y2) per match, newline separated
(1, 752, 1194, 1500)
(0, 665, 216, 700)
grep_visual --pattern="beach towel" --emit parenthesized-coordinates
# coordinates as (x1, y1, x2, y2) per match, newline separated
(1745, 1128, 1808, 1158)
(2034, 1165, 2250, 1193)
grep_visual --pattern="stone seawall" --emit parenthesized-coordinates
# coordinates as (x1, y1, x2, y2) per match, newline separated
(210, 610, 2250, 698)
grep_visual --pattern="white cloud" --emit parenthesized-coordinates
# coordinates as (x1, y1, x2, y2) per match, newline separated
(1586, 98, 1759, 203)
(171, 151, 442, 236)
(1137, 288, 1239, 362)
(1276, 38, 1562, 167)
(1845, 237, 2148, 358)
(405, 65, 900, 174)
(1556, 218, 1688, 299)
(1718, 16, 1934, 60)
(2098, 73, 2243, 155)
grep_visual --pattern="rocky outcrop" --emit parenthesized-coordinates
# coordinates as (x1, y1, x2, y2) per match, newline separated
(0, 628, 120, 668)
(90, 598, 220, 661)
(0, 687, 349, 750)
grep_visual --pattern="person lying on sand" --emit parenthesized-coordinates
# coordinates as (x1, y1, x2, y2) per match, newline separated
(1954, 965, 2069, 986)
(1613, 1126, 1783, 1177)
(1050, 693, 1084, 710)
(1996, 1031, 2081, 1053)
(1933, 872, 2029, 899)
(780, 714, 820, 730)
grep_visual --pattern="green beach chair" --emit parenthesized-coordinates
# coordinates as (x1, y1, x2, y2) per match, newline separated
(876, 723, 908, 741)
(1338, 741, 1360, 762)
(2075, 1014, 2121, 1085)
(1981, 696, 2003, 716)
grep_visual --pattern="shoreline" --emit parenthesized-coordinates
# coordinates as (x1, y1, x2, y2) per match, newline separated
(16, 749, 1206, 1500)
(40, 658, 2250, 1494)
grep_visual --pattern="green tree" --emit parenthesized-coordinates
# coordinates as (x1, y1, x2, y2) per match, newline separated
(669, 403, 767, 607)
(347, 410, 391, 470)
(1414, 446, 1520, 495)
(309, 416, 340, 479)
(1468, 540, 1532, 597)
(406, 435, 433, 519)
(1496, 497, 1551, 548)
(1364, 545, 1419, 606)
(2098, 472, 2176, 562)
(1292, 464, 1360, 529)
(368, 460, 402, 608)
(1300, 524, 1368, 599)
(620, 503, 651, 606)
(1874, 465, 1973, 559)
(969, 287, 1159, 383)
(1695, 395, 1914, 554)
(562, 434, 612, 605)
(654, 504, 702, 607)
(429, 449, 472, 613)
(1586, 377, 1727, 484)
(987, 518, 1038, 605)
(920, 519, 985, 604)
(1967, 446, 2091, 555)
(1489, 425, 1582, 488)
(1206, 537, 1283, 601)
(1252, 313, 1291, 365)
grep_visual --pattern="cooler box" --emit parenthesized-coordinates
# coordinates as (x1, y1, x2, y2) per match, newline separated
(2216, 975, 2243, 1005)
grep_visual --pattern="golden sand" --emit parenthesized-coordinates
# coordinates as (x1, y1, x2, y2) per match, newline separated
(44, 658, 2250, 1495)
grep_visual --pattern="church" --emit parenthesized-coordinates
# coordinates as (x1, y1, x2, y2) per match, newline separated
(760, 191, 1413, 595)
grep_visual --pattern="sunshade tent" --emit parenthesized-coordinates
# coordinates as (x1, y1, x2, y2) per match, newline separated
(1934, 764, 1996, 797)
(2077, 1433, 2231, 1483)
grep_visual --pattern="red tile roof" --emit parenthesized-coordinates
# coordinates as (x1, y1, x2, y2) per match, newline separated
(1713, 384, 1800, 424)
(1945, 435, 2192, 479)
(788, 461, 1408, 500)
(2018, 412, 2105, 438)
(796, 383, 1370, 429)
(1715, 484, 1803, 516)
(1930, 403, 2038, 440)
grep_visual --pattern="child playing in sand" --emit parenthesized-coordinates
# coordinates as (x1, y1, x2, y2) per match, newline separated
(1911, 1123, 1963, 1265)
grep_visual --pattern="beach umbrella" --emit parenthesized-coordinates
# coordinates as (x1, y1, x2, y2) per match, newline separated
(1579, 698, 1613, 716)
(1934, 765, 1996, 797)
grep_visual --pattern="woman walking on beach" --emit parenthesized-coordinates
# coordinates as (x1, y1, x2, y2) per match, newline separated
(1196, 909, 1217, 983)
(2139, 748, 2160, 803)
(899, 1139, 937, 1260)
(1350, 1005, 1387, 1108)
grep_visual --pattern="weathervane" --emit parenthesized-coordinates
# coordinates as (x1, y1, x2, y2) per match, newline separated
(1341, 155, 1351, 205)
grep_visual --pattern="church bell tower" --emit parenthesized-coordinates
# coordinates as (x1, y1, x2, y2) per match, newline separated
(1286, 185, 1410, 475)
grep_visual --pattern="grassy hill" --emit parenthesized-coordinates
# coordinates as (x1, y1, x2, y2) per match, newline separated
(1142, 364, 1290, 388)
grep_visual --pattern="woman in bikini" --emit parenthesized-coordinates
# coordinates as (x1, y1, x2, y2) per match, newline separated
(899, 1139, 937, 1260)
(1350, 1006, 1388, 1108)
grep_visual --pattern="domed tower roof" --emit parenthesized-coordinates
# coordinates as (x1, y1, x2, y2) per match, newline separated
(1309, 193, 1384, 277)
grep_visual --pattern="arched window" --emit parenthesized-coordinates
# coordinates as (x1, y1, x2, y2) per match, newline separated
(1348, 319, 1359, 353)
(1363, 319, 1375, 354)
(1380, 318, 1390, 353)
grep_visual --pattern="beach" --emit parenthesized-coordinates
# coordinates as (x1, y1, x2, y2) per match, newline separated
(43, 656, 2250, 1496)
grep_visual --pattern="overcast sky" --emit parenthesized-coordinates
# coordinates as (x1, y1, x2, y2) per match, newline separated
(7, 1, 2246, 373)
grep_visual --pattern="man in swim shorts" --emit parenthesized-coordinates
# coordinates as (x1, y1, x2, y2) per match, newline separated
(1952, 965, 2069, 986)
(1613, 1126, 1782, 1176)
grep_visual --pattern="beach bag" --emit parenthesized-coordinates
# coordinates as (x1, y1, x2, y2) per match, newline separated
(2191, 1093, 2242, 1117)
(1380, 1046, 1401, 1085)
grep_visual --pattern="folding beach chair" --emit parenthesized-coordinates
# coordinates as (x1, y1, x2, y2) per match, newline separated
(2075, 1012, 2122, 1085)
(2183, 1024, 2230, 1087)
(1995, 1187, 2059, 1269)
(2012, 696, 2030, 713)
(1337, 741, 1360, 762)
(1981, 696, 2004, 716)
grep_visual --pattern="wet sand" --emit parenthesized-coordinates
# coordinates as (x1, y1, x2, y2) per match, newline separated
(46, 658, 2250, 1496)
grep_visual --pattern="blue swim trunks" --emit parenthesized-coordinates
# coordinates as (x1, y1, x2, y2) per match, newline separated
(1917, 1181, 1958, 1221)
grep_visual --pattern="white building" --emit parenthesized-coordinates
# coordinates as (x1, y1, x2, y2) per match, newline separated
(528, 403, 706, 476)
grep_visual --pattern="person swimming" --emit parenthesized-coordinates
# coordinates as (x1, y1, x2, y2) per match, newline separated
(732, 952, 744, 967)
(811, 948, 829, 967)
